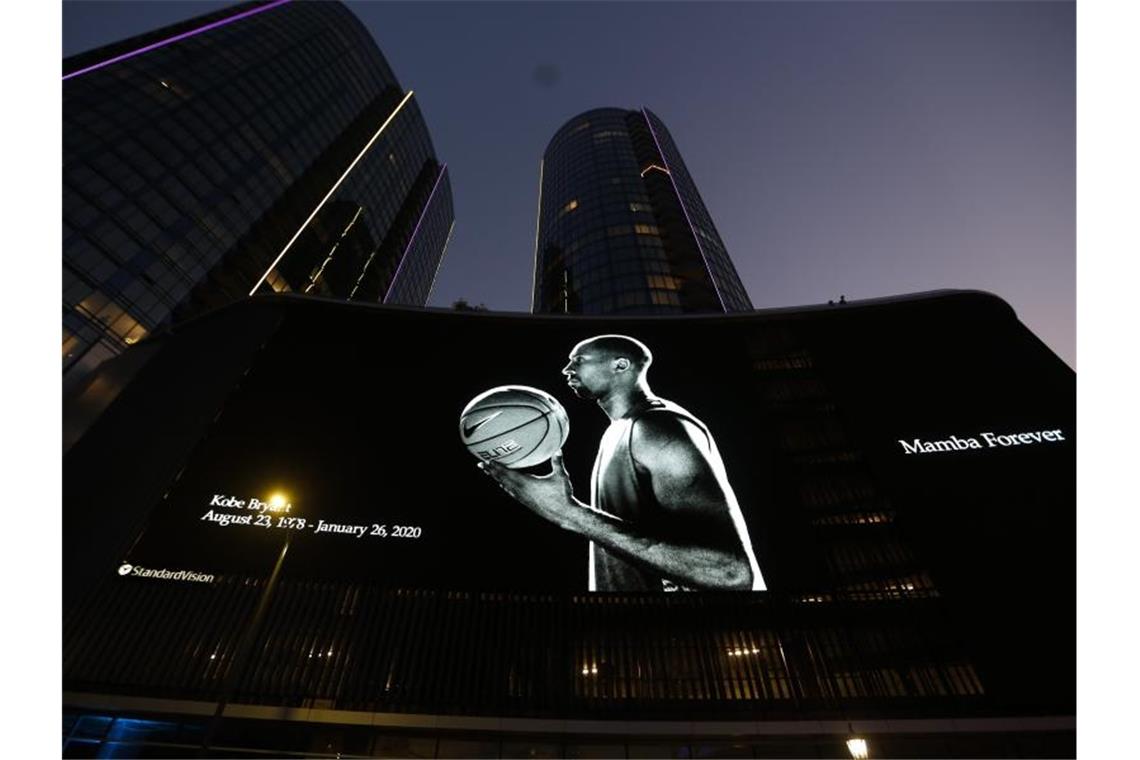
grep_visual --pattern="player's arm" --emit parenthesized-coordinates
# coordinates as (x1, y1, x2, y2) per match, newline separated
(613, 413, 755, 589)
(480, 416, 754, 590)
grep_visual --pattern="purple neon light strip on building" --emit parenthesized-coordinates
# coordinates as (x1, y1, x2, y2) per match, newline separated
(384, 164, 448, 304)
(641, 108, 727, 311)
(62, 0, 292, 82)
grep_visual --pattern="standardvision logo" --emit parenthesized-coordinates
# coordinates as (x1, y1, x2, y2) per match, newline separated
(117, 563, 215, 584)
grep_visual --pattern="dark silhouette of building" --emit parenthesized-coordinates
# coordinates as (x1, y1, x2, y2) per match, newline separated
(63, 291, 1074, 758)
(63, 0, 454, 391)
(532, 107, 752, 315)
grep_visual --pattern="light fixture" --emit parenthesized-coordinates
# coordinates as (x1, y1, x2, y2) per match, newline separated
(846, 737, 869, 759)
(641, 108, 726, 311)
(63, 0, 292, 81)
(250, 90, 415, 296)
(382, 163, 448, 303)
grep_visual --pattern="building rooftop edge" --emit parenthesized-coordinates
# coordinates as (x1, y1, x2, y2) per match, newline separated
(62, 1, 396, 88)
(156, 288, 1018, 343)
(542, 106, 640, 156)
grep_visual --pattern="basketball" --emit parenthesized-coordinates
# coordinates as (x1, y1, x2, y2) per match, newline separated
(459, 385, 569, 469)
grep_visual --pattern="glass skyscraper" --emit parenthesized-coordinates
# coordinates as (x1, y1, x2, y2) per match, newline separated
(533, 107, 752, 315)
(63, 0, 454, 390)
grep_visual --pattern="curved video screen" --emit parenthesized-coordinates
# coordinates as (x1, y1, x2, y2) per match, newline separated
(116, 295, 1074, 594)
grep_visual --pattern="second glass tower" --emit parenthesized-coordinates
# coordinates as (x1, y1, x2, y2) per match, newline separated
(533, 108, 753, 315)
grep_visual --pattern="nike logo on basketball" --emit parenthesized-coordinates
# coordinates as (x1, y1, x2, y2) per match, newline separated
(463, 411, 503, 439)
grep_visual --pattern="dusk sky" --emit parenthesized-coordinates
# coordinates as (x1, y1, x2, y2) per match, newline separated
(63, 0, 1075, 366)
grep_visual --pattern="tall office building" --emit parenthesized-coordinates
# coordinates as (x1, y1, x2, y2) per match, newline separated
(63, 0, 454, 390)
(533, 107, 752, 315)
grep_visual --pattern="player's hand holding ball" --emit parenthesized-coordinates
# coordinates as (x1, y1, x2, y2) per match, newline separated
(479, 452, 584, 531)
(461, 386, 586, 528)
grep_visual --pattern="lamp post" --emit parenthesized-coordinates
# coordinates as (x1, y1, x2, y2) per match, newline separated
(199, 496, 295, 756)
(846, 736, 870, 759)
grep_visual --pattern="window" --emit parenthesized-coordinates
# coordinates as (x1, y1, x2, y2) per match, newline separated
(557, 199, 579, 220)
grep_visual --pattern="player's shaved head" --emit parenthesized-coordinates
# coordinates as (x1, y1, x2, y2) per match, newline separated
(574, 335, 653, 370)
(563, 335, 655, 410)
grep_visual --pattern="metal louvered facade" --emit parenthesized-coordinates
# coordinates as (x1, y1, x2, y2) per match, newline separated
(66, 582, 980, 714)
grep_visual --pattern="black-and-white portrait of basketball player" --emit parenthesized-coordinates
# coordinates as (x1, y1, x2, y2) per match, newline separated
(461, 334, 765, 592)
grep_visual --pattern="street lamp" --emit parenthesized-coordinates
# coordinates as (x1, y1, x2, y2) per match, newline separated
(846, 737, 869, 760)
(199, 491, 296, 756)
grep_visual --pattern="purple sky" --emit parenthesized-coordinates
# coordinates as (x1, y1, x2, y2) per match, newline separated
(63, 1, 1075, 367)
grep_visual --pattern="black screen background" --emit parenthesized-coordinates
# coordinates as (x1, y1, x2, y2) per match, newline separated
(128, 310, 767, 590)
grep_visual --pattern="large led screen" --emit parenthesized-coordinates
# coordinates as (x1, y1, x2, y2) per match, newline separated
(114, 296, 1074, 594)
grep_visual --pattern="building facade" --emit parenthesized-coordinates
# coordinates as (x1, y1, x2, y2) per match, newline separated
(63, 291, 1075, 758)
(63, 0, 454, 390)
(533, 107, 752, 315)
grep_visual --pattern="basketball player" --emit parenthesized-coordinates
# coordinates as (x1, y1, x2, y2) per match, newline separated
(479, 335, 764, 591)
